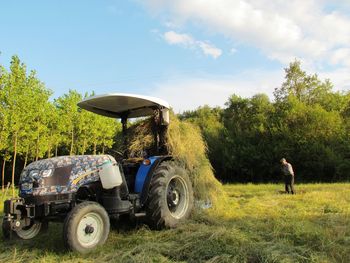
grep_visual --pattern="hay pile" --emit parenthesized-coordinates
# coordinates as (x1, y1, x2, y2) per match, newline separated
(127, 113, 225, 206)
(127, 120, 154, 157)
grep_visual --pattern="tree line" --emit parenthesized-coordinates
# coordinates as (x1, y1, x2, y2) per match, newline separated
(180, 61, 350, 183)
(1, 55, 349, 187)
(0, 56, 120, 193)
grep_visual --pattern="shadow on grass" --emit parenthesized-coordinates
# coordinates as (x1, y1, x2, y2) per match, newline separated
(0, 216, 148, 256)
(0, 222, 66, 254)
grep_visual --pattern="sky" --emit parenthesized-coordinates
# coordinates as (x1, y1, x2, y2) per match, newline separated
(1, 0, 350, 112)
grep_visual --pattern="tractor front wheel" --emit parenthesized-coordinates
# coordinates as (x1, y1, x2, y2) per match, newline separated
(146, 161, 194, 229)
(63, 201, 110, 253)
(2, 219, 47, 240)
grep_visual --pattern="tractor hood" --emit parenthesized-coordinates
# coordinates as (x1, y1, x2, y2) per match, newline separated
(19, 155, 116, 197)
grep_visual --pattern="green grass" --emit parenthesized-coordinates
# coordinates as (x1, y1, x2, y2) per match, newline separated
(1, 183, 349, 262)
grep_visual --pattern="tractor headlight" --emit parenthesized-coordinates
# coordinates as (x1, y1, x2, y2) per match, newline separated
(41, 169, 53, 178)
(143, 159, 151, 166)
(29, 170, 39, 179)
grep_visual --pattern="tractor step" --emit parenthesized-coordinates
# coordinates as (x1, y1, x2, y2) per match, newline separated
(134, 212, 146, 217)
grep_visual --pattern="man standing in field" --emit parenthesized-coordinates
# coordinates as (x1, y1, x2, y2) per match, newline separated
(280, 158, 295, 194)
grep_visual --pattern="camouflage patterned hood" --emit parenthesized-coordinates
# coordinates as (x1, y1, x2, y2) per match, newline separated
(19, 155, 116, 196)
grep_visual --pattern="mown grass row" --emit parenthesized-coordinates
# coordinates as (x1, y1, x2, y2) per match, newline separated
(0, 183, 349, 262)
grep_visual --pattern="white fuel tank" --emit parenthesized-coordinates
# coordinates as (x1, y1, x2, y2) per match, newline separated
(99, 161, 123, 189)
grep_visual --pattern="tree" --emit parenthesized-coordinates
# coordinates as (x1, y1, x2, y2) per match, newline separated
(54, 90, 82, 155)
(97, 115, 119, 154)
(0, 64, 11, 191)
(0, 56, 53, 194)
(4, 56, 33, 195)
(274, 60, 337, 109)
(1, 54, 350, 185)
(46, 103, 65, 157)
(21, 70, 52, 164)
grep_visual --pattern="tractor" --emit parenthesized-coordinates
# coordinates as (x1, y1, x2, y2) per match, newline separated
(2, 93, 194, 253)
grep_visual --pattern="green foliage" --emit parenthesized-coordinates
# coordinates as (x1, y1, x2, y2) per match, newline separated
(181, 61, 350, 183)
(1, 54, 350, 185)
(54, 90, 82, 155)
(274, 60, 333, 106)
(0, 56, 119, 187)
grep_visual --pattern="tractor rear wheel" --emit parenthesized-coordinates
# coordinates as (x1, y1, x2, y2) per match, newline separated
(146, 161, 194, 229)
(63, 201, 110, 253)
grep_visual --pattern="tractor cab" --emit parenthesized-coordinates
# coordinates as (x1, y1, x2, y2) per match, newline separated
(78, 93, 170, 156)
(78, 93, 171, 195)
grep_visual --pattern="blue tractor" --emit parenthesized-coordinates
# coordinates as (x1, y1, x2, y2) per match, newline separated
(2, 94, 194, 253)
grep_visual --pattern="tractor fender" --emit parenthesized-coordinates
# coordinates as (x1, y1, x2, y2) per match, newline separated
(75, 181, 103, 201)
(139, 156, 173, 206)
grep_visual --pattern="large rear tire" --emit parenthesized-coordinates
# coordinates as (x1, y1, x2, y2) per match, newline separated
(146, 161, 194, 229)
(63, 201, 110, 253)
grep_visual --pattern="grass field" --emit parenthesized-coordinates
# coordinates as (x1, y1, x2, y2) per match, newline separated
(0, 183, 349, 263)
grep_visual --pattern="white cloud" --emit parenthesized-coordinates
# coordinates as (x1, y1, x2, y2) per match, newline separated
(163, 31, 194, 46)
(143, 0, 350, 68)
(329, 48, 350, 67)
(197, 41, 222, 59)
(163, 30, 222, 59)
(152, 70, 284, 112)
(150, 64, 350, 112)
(140, 1, 350, 102)
(320, 67, 350, 91)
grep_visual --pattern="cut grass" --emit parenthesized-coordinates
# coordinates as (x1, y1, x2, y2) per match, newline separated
(1, 183, 349, 262)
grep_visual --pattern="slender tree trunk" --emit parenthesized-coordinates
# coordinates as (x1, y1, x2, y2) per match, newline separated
(12, 132, 18, 197)
(24, 150, 28, 168)
(102, 138, 105, 154)
(35, 144, 38, 161)
(35, 134, 40, 161)
(70, 128, 74, 155)
(47, 136, 52, 158)
(82, 139, 86, 155)
(55, 144, 58, 157)
(2, 158, 6, 193)
(93, 142, 97, 155)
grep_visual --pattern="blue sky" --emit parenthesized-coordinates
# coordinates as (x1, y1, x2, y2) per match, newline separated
(1, 0, 350, 111)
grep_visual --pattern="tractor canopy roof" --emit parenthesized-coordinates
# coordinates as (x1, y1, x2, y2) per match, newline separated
(78, 93, 170, 119)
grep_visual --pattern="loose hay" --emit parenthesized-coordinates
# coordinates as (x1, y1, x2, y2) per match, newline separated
(166, 113, 225, 205)
(127, 119, 154, 157)
(126, 112, 226, 207)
